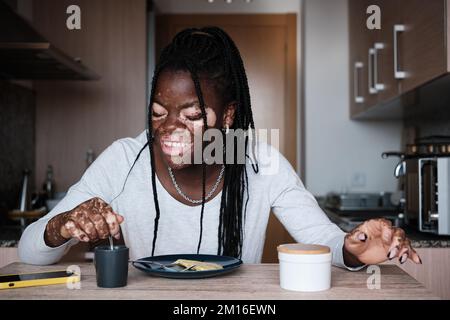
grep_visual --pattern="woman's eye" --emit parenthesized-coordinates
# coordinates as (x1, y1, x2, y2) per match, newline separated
(185, 114, 203, 121)
(152, 112, 166, 118)
(151, 102, 168, 119)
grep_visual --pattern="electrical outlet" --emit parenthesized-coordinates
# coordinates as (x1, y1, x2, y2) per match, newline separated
(351, 172, 367, 188)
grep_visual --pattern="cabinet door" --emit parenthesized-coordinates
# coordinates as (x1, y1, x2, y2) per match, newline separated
(349, 0, 371, 117)
(375, 0, 401, 104)
(398, 0, 447, 93)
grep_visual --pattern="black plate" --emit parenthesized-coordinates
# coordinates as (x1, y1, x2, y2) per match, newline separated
(131, 254, 242, 279)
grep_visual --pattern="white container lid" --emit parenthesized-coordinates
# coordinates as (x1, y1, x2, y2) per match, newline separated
(277, 243, 331, 263)
(277, 243, 330, 255)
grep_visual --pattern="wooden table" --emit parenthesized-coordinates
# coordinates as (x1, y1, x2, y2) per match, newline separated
(0, 262, 439, 300)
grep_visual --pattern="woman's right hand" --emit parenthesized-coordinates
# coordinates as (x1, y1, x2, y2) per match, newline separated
(44, 197, 124, 247)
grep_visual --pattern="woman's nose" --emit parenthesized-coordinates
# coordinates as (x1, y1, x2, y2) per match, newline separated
(161, 112, 181, 131)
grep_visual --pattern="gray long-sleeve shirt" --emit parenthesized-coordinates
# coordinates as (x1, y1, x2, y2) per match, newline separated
(19, 130, 352, 268)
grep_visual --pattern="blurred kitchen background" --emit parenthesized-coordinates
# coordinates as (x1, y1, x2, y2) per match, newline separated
(1, 0, 450, 297)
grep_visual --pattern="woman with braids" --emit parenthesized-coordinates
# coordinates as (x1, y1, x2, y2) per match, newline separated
(19, 27, 421, 268)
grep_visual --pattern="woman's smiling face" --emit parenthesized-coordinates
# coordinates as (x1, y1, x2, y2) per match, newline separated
(152, 69, 233, 170)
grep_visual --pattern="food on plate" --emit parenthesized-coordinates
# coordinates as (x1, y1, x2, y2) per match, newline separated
(174, 259, 223, 271)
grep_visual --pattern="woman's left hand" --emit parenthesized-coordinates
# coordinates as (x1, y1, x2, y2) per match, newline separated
(344, 218, 422, 265)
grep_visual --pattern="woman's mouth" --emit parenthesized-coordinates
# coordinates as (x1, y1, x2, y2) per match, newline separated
(160, 139, 193, 156)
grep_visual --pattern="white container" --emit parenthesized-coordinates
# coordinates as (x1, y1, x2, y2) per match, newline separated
(277, 243, 332, 292)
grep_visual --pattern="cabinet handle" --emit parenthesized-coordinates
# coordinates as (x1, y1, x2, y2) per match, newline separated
(394, 24, 406, 79)
(374, 42, 385, 91)
(354, 62, 364, 103)
(368, 47, 377, 94)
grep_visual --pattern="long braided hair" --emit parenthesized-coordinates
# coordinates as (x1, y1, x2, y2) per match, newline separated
(147, 27, 258, 258)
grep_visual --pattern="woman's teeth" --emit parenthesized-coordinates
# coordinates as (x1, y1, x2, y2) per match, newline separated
(163, 141, 190, 148)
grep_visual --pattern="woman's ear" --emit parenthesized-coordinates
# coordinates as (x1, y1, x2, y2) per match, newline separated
(222, 102, 236, 128)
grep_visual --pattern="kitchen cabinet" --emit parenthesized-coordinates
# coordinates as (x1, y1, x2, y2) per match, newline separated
(395, 248, 450, 299)
(349, 0, 369, 117)
(0, 1, 100, 80)
(399, 0, 447, 93)
(0, 248, 19, 269)
(374, 0, 401, 104)
(349, 0, 449, 119)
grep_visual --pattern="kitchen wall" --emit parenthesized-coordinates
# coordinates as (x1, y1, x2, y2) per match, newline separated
(303, 0, 403, 195)
(0, 81, 35, 220)
(31, 0, 147, 191)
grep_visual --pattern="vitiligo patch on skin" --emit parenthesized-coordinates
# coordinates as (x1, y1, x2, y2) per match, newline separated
(152, 102, 217, 128)
(44, 215, 69, 244)
(151, 69, 232, 169)
(152, 101, 218, 167)
(344, 218, 421, 265)
(44, 197, 123, 247)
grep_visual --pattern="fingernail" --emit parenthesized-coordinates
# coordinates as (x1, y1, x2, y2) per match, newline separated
(387, 251, 393, 260)
(400, 253, 407, 264)
(358, 233, 367, 241)
(388, 249, 397, 260)
(388, 248, 397, 260)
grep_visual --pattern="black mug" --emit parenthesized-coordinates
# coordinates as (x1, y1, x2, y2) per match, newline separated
(94, 245, 129, 288)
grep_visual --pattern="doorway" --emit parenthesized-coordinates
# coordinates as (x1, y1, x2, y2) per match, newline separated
(155, 14, 297, 262)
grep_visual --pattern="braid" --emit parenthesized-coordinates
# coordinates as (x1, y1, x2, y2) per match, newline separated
(185, 59, 208, 253)
(148, 131, 160, 257)
(148, 27, 258, 258)
(203, 28, 258, 172)
(147, 59, 168, 256)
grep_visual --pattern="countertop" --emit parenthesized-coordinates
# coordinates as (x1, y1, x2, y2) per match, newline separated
(323, 208, 450, 248)
(0, 226, 21, 248)
(0, 240, 18, 248)
(0, 262, 439, 299)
